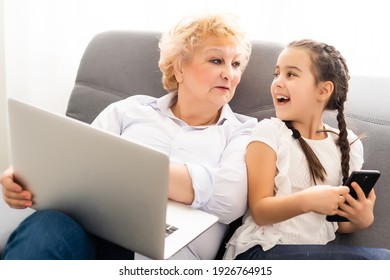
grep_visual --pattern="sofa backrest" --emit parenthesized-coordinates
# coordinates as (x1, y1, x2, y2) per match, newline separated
(66, 30, 283, 124)
(325, 75, 390, 249)
(66, 31, 390, 250)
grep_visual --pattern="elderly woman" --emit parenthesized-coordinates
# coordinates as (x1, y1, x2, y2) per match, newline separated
(1, 13, 256, 260)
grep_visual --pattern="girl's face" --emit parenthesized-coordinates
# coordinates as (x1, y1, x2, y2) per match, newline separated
(271, 47, 324, 123)
(176, 35, 243, 110)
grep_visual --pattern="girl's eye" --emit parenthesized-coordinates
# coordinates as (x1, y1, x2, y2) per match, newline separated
(232, 61, 241, 68)
(287, 72, 297, 77)
(273, 72, 280, 78)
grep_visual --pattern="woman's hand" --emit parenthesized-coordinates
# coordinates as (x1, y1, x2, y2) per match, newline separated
(1, 167, 33, 209)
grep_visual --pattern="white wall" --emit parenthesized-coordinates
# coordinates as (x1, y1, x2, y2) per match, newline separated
(2, 0, 389, 173)
(3, 0, 390, 116)
(0, 0, 9, 171)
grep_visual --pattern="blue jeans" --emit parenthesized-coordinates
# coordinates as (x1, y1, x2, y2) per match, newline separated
(1, 210, 134, 260)
(236, 244, 390, 260)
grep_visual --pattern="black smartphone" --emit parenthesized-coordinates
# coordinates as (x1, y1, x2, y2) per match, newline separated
(326, 170, 381, 222)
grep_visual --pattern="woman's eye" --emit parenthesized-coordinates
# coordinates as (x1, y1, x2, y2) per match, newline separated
(232, 61, 241, 68)
(210, 59, 222, 65)
(273, 72, 279, 78)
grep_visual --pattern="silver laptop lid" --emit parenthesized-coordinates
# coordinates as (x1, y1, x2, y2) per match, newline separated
(8, 98, 169, 259)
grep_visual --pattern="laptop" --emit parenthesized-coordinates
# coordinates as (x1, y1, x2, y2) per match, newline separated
(7, 98, 218, 260)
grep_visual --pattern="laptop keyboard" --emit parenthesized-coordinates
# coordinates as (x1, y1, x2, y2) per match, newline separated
(165, 224, 178, 237)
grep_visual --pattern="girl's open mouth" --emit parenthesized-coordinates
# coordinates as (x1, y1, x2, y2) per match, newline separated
(276, 95, 290, 104)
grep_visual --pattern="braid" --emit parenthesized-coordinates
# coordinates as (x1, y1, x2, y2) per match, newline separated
(284, 121, 326, 184)
(336, 105, 350, 183)
(323, 44, 351, 184)
(288, 39, 352, 185)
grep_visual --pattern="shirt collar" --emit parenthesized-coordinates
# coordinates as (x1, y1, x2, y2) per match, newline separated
(152, 92, 235, 126)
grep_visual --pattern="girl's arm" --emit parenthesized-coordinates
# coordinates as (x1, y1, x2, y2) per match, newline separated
(247, 141, 310, 225)
(247, 141, 349, 226)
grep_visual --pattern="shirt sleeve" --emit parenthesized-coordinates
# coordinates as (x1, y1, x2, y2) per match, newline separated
(190, 118, 257, 224)
(249, 118, 285, 153)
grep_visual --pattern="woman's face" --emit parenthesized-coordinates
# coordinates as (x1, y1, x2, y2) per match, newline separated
(176, 35, 243, 110)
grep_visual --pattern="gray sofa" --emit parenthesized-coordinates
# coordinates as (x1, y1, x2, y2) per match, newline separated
(1, 31, 390, 258)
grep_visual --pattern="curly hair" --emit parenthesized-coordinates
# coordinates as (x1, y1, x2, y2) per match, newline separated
(158, 13, 252, 92)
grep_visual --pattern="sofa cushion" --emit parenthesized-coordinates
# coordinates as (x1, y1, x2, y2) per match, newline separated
(66, 31, 165, 124)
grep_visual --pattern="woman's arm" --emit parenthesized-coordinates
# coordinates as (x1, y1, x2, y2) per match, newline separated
(1, 167, 33, 209)
(168, 163, 194, 205)
(192, 119, 256, 224)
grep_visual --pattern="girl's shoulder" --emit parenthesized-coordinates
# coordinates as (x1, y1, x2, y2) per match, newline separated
(250, 117, 292, 145)
(254, 117, 287, 132)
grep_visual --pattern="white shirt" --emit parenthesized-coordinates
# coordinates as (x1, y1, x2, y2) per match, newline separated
(91, 92, 257, 259)
(224, 117, 364, 259)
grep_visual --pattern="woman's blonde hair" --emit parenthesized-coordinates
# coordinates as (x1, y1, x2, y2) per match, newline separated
(158, 13, 252, 92)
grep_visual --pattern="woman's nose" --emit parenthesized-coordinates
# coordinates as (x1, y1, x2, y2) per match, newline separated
(221, 66, 233, 81)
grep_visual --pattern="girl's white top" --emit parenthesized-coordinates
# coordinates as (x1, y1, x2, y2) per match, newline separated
(224, 117, 364, 259)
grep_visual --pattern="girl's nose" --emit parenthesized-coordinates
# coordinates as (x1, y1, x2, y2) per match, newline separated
(272, 75, 284, 88)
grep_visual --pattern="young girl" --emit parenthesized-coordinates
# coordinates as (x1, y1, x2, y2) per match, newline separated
(224, 39, 390, 259)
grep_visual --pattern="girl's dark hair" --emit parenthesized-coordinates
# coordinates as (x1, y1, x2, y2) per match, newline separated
(286, 39, 351, 184)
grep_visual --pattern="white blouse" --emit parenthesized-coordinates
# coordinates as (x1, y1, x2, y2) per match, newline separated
(224, 117, 364, 259)
(91, 92, 257, 259)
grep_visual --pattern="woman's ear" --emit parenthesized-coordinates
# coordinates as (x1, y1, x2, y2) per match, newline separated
(173, 60, 184, 84)
(318, 81, 334, 101)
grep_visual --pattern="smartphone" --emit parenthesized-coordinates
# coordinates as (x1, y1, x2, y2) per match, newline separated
(326, 170, 381, 222)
